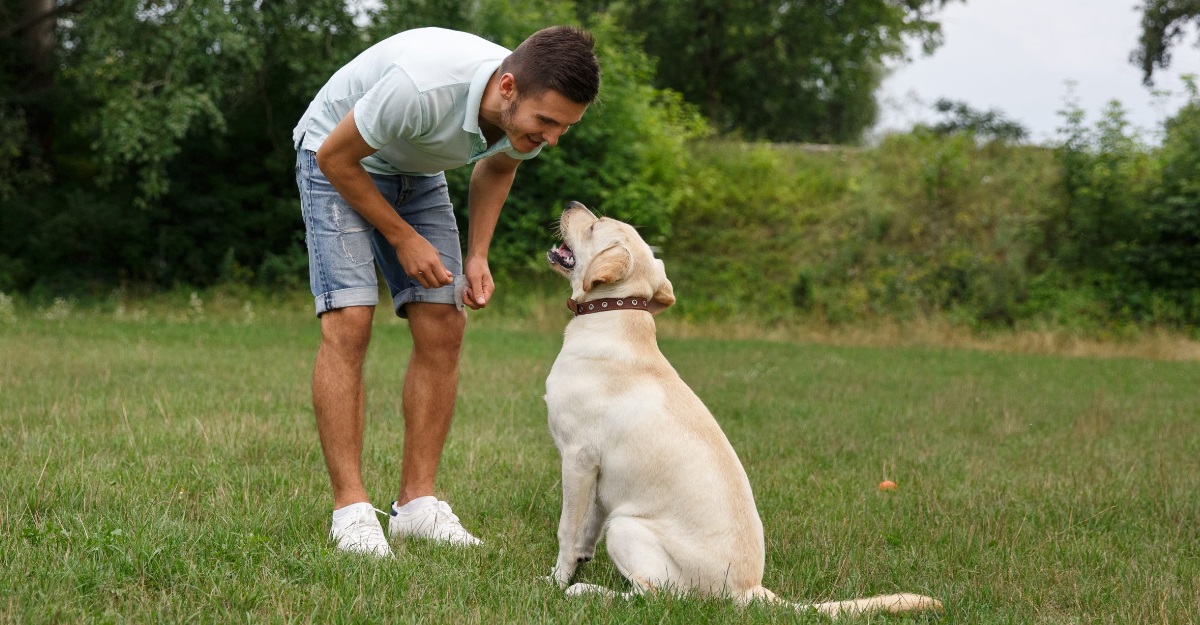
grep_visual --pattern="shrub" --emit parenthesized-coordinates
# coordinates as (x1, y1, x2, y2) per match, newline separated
(1050, 82, 1200, 325)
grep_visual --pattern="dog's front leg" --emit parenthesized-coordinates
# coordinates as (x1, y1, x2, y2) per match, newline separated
(551, 445, 601, 588)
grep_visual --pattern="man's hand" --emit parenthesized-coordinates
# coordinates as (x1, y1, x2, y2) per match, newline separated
(463, 255, 494, 309)
(392, 230, 454, 289)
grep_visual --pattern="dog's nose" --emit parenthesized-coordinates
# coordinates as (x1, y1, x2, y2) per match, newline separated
(566, 201, 587, 211)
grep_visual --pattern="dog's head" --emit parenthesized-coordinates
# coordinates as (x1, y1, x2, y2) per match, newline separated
(547, 201, 675, 314)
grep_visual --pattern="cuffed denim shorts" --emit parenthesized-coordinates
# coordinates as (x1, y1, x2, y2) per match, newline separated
(296, 149, 463, 318)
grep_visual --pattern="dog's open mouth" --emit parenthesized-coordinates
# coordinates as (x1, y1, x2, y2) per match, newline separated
(547, 243, 576, 271)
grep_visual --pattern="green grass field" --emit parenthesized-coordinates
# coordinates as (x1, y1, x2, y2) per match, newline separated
(2, 304, 1198, 623)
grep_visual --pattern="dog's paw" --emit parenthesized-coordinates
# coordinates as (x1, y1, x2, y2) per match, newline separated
(546, 567, 573, 589)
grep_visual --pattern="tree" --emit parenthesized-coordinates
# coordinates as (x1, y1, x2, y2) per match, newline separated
(925, 98, 1029, 143)
(586, 0, 961, 143)
(0, 0, 92, 198)
(0, 0, 369, 290)
(1133, 0, 1200, 85)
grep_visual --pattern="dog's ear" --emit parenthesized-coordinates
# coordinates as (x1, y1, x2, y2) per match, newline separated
(648, 259, 675, 314)
(582, 243, 632, 292)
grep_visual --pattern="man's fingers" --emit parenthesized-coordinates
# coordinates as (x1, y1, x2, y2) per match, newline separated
(412, 266, 452, 288)
(473, 280, 492, 307)
(461, 276, 492, 309)
(462, 287, 481, 310)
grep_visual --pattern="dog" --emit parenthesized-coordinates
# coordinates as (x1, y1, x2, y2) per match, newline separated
(543, 201, 942, 617)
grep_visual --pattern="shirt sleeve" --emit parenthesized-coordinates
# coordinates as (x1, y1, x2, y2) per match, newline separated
(354, 64, 424, 149)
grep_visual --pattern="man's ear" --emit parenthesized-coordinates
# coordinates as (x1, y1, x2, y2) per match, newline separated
(648, 260, 675, 314)
(582, 243, 632, 292)
(497, 72, 517, 99)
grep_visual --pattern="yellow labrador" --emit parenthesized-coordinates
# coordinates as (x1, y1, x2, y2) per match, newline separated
(543, 202, 942, 617)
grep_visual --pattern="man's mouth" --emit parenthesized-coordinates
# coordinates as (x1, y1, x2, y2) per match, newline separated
(546, 243, 576, 270)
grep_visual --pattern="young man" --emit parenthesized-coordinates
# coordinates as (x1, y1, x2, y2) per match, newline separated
(292, 26, 600, 557)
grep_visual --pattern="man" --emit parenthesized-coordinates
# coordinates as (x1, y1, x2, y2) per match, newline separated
(292, 25, 600, 557)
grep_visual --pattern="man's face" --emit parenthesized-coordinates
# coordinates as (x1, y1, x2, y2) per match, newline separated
(499, 88, 589, 153)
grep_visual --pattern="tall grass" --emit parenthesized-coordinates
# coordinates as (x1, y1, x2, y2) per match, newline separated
(2, 299, 1197, 623)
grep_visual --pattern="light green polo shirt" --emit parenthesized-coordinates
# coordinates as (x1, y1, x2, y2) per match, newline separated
(292, 27, 543, 176)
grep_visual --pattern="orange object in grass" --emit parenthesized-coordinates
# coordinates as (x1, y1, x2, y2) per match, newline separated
(878, 480, 898, 491)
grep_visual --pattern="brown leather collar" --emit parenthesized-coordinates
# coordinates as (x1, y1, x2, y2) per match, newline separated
(567, 297, 652, 316)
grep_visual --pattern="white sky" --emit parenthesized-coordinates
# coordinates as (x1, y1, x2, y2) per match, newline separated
(875, 0, 1200, 144)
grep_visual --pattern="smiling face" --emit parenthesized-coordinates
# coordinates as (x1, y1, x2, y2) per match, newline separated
(496, 74, 589, 153)
(547, 201, 676, 313)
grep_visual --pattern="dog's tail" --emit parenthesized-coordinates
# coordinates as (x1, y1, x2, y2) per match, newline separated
(746, 587, 943, 618)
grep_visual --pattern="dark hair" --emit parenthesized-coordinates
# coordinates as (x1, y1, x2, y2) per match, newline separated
(499, 26, 600, 105)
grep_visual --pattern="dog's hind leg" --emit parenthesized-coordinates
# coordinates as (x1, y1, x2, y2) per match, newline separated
(604, 516, 683, 595)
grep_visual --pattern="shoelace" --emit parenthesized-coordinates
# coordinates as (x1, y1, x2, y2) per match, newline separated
(343, 508, 388, 545)
(433, 501, 462, 525)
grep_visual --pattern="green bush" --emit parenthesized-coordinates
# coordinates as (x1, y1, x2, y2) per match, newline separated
(665, 135, 1063, 327)
(1050, 82, 1200, 325)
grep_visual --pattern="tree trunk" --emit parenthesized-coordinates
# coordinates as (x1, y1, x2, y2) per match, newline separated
(19, 0, 57, 164)
(22, 0, 55, 77)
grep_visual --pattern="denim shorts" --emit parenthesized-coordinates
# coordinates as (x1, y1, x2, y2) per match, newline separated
(296, 149, 463, 318)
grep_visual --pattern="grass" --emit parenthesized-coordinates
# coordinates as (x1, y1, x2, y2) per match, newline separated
(1, 296, 1198, 623)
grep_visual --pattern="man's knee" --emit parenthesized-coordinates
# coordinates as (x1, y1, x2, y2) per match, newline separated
(319, 306, 375, 358)
(407, 303, 466, 357)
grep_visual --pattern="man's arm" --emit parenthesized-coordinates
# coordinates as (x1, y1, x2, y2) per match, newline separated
(462, 152, 521, 309)
(316, 109, 454, 289)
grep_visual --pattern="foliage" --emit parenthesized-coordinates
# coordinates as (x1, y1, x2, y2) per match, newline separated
(665, 136, 1062, 328)
(1132, 0, 1200, 85)
(593, 0, 962, 143)
(1051, 83, 1200, 325)
(1, 1, 1197, 333)
(923, 98, 1029, 143)
(0, 0, 703, 292)
(1, 0, 370, 291)
(662, 88, 1200, 331)
(1146, 79, 1200, 296)
(1052, 98, 1159, 282)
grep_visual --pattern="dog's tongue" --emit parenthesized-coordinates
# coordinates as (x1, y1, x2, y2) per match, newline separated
(557, 243, 574, 262)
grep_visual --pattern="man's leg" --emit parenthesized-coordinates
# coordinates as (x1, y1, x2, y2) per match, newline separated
(395, 301, 466, 505)
(313, 305, 375, 509)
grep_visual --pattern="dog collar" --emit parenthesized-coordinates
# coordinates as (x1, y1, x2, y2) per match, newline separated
(567, 297, 652, 316)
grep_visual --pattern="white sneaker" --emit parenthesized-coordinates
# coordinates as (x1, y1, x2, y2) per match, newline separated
(330, 504, 393, 557)
(388, 497, 482, 546)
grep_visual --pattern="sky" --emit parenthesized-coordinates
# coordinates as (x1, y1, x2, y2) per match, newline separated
(875, 0, 1200, 144)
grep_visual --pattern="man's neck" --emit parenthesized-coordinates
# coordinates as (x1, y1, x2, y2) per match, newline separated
(478, 70, 505, 146)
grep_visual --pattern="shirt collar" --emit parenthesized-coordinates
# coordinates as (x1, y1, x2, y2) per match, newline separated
(463, 60, 502, 136)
